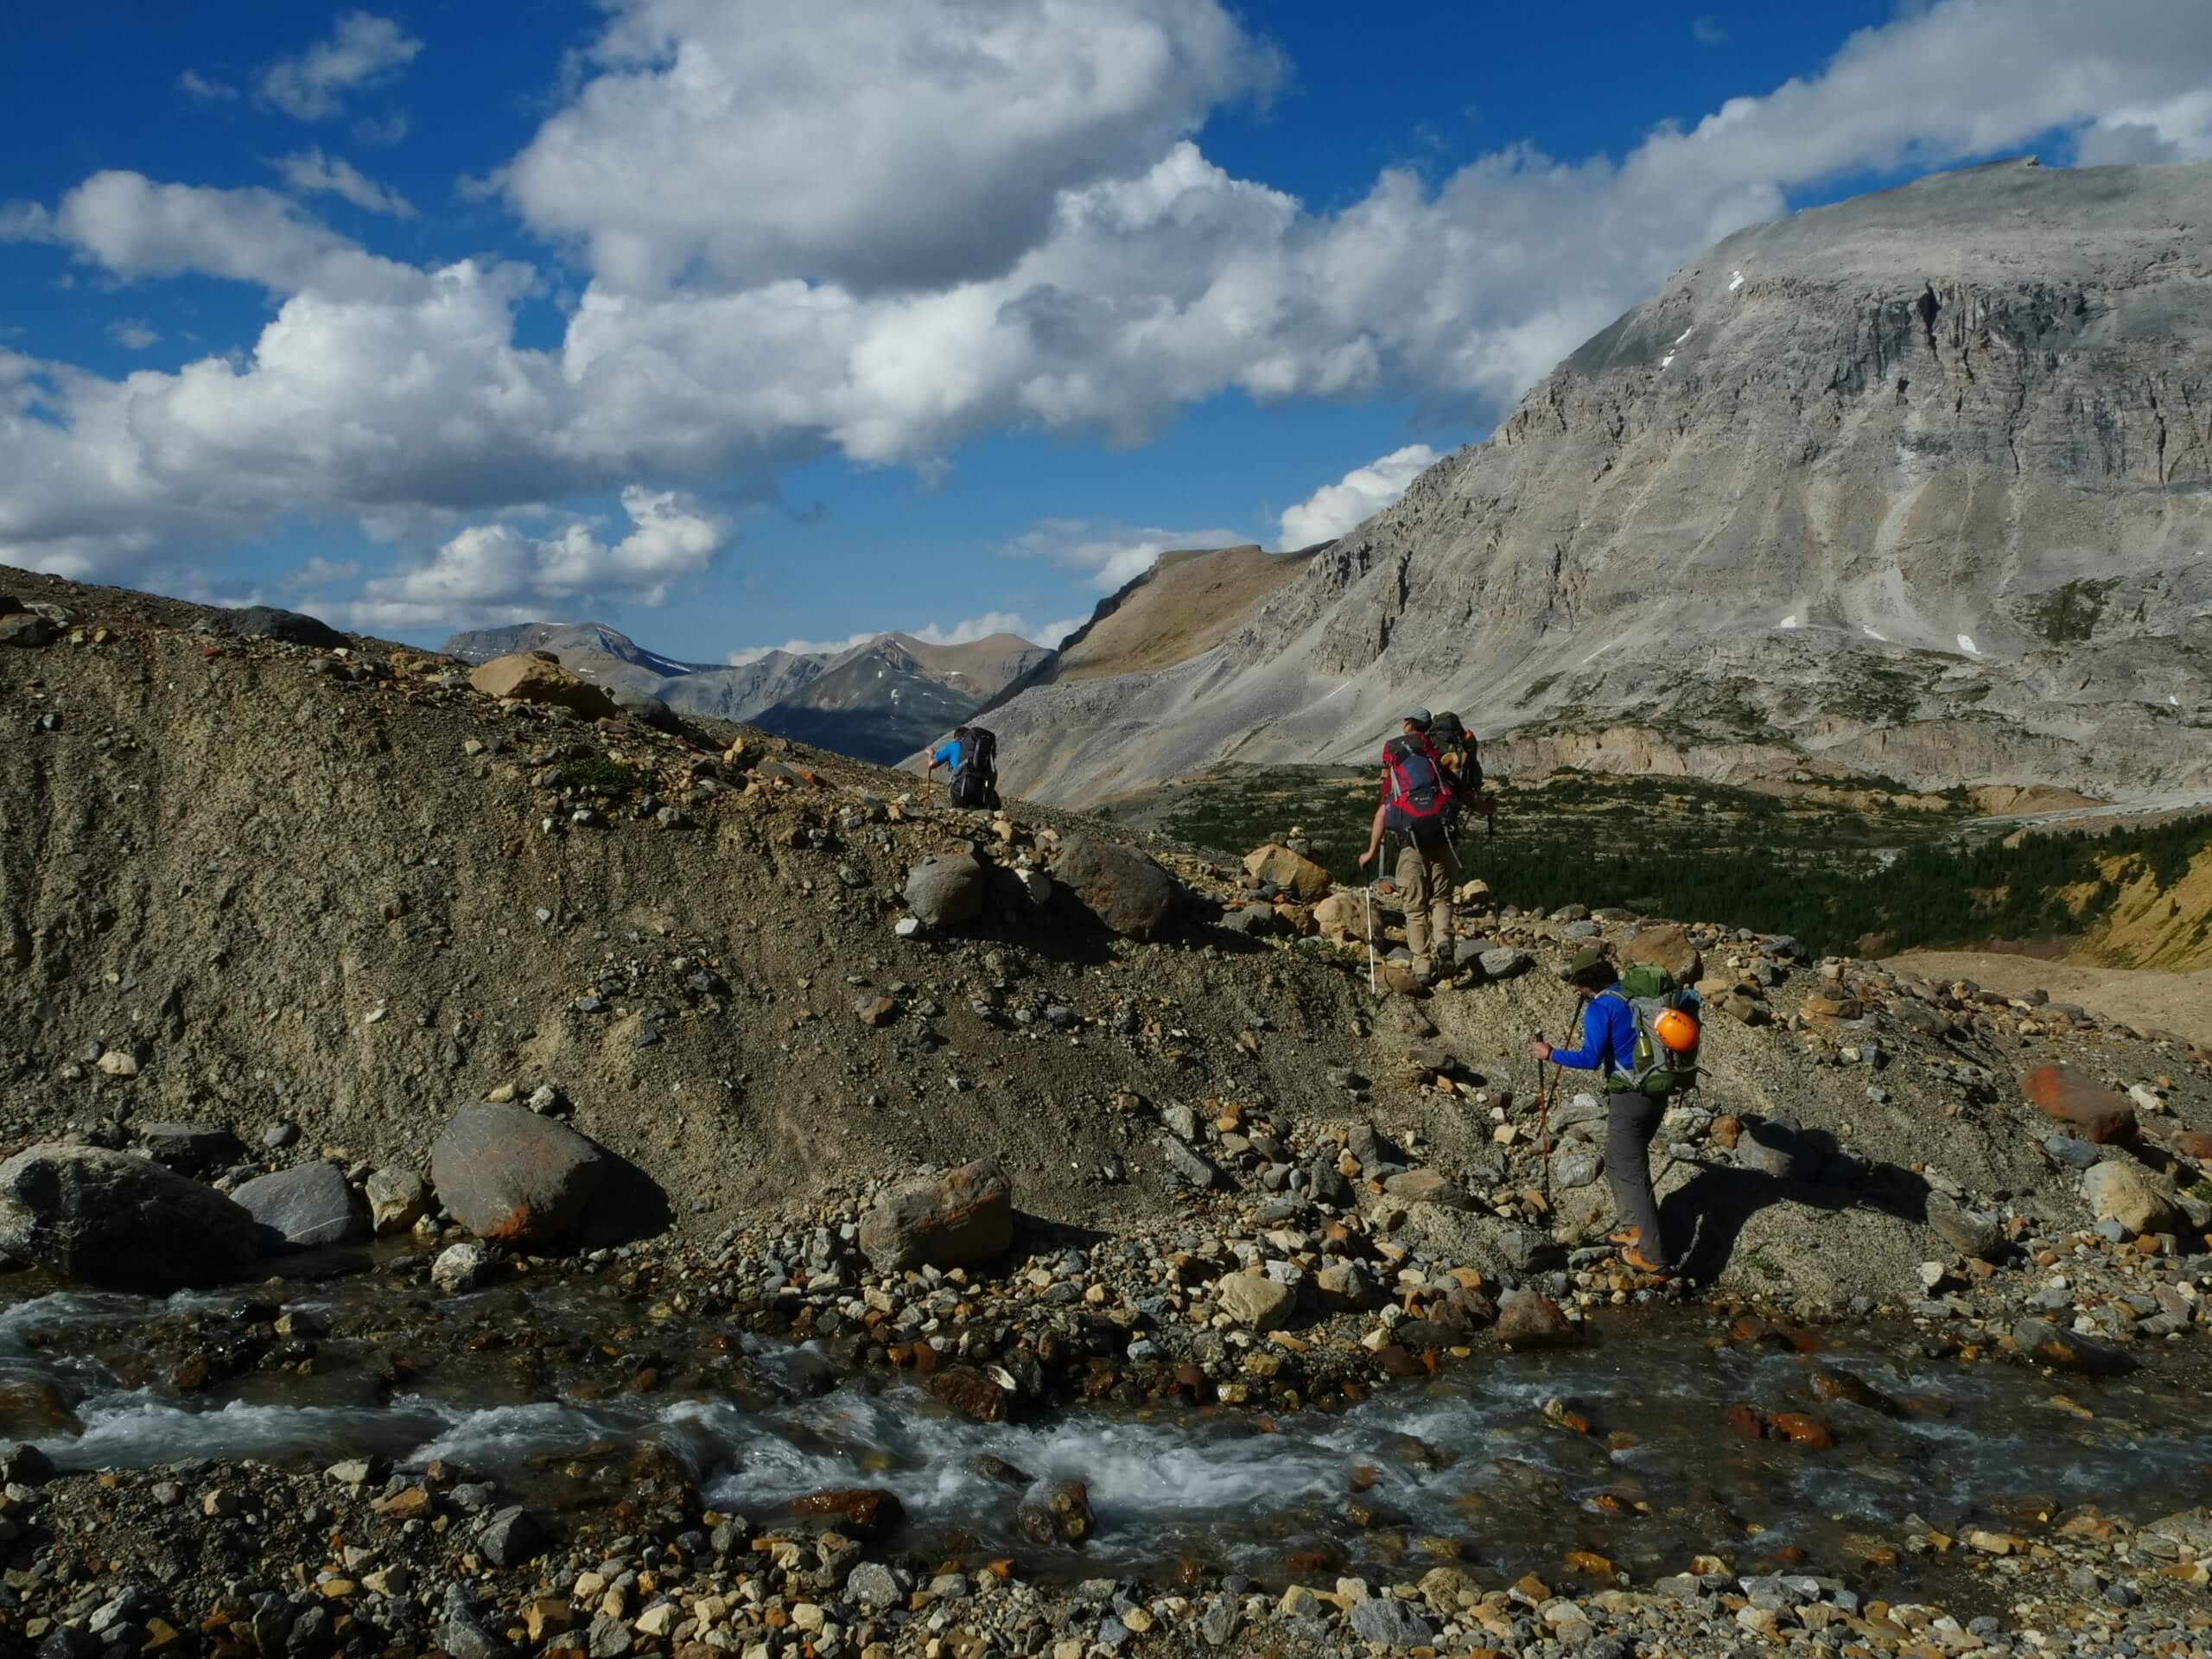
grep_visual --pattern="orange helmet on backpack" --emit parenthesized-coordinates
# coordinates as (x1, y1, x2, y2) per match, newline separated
(1652, 1007, 1700, 1053)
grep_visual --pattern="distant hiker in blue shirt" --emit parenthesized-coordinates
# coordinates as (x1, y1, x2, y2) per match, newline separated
(925, 726, 968, 791)
(1530, 945, 1671, 1274)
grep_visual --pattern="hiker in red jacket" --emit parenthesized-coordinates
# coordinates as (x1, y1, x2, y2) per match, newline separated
(1357, 709, 1459, 981)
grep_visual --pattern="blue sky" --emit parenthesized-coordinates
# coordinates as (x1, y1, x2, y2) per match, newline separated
(3, 1, 2208, 662)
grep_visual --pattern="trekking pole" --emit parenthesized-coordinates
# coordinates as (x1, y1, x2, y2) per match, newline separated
(1534, 1045, 1553, 1215)
(1533, 995, 1586, 1217)
(1363, 880, 1377, 995)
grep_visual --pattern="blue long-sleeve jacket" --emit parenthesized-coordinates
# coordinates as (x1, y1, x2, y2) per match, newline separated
(1550, 989, 1637, 1077)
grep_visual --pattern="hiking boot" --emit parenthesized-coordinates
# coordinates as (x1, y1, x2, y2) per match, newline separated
(1620, 1247, 1669, 1274)
(1607, 1227, 1640, 1247)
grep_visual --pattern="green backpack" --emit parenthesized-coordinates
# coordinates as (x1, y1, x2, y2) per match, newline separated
(1606, 964, 1703, 1096)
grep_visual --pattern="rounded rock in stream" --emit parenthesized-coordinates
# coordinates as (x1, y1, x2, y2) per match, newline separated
(431, 1241, 491, 1293)
(429, 1103, 607, 1245)
(928, 1367, 1012, 1423)
(0, 1144, 255, 1291)
(1016, 1478, 1095, 1545)
(1494, 1294, 1579, 1350)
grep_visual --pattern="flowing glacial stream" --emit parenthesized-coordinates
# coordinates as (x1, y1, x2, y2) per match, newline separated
(3, 1259, 2206, 1602)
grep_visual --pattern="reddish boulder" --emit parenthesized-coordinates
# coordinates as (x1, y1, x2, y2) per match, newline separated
(1494, 1294, 1579, 1350)
(2020, 1066, 2135, 1145)
(1624, 924, 1701, 986)
(929, 1367, 1010, 1423)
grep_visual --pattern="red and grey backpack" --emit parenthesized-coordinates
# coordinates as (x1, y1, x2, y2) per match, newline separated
(1381, 734, 1452, 834)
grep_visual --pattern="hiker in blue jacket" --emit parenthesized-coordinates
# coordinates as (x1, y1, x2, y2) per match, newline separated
(925, 726, 968, 793)
(1529, 945, 1670, 1273)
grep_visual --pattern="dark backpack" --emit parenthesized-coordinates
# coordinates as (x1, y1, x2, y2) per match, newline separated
(952, 727, 999, 810)
(1381, 734, 1450, 836)
(1430, 710, 1481, 791)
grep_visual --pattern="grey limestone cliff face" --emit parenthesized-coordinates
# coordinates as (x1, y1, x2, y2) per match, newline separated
(989, 160, 2212, 806)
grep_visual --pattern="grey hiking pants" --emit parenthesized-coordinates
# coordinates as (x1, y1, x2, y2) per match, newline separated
(1605, 1087, 1669, 1266)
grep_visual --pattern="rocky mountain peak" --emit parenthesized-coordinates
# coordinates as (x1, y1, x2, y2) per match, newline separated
(983, 160, 2212, 808)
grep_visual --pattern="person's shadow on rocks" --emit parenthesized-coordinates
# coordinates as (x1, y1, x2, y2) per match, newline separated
(1658, 1116, 1932, 1286)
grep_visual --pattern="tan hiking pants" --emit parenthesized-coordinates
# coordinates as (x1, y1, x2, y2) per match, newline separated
(1395, 836, 1457, 974)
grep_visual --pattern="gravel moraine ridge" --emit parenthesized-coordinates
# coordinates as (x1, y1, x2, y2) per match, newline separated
(5, 566, 2212, 1654)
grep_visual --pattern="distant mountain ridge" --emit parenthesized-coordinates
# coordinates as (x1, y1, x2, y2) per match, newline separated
(436, 620, 1045, 764)
(441, 621, 702, 679)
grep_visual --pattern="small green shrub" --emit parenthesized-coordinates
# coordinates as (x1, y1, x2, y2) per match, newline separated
(556, 759, 655, 796)
(2028, 578, 2114, 645)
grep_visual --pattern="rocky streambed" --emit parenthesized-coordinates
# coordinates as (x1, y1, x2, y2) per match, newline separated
(4, 1245, 2212, 1658)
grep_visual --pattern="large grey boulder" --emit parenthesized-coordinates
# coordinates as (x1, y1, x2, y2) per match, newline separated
(1052, 837, 1182, 940)
(902, 855, 986, 928)
(612, 686, 681, 733)
(0, 1145, 256, 1291)
(224, 605, 349, 649)
(859, 1160, 1014, 1271)
(0, 612, 58, 647)
(232, 1161, 367, 1252)
(430, 1103, 606, 1246)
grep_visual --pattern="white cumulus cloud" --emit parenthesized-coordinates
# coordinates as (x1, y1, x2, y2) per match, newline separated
(502, 0, 1281, 295)
(1, 0, 2210, 617)
(276, 149, 416, 218)
(106, 320, 162, 351)
(1278, 444, 1440, 549)
(1, 170, 421, 299)
(315, 486, 729, 635)
(259, 11, 423, 120)
(2075, 88, 2212, 163)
